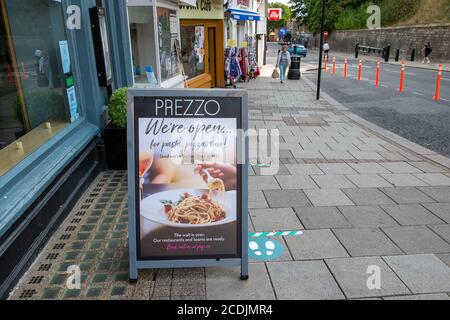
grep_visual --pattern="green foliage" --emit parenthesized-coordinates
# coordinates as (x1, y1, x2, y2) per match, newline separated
(335, 2, 375, 30)
(268, 2, 293, 31)
(11, 89, 65, 129)
(289, 0, 424, 34)
(108, 87, 128, 128)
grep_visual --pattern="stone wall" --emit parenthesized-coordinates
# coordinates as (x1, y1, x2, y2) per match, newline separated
(321, 24, 450, 61)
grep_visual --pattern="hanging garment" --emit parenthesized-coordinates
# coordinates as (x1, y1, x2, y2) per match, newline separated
(239, 48, 249, 78)
(228, 47, 242, 83)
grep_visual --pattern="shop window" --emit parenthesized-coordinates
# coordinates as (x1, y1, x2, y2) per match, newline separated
(128, 6, 158, 85)
(180, 25, 205, 80)
(157, 7, 180, 82)
(0, 0, 79, 176)
(128, 4, 181, 86)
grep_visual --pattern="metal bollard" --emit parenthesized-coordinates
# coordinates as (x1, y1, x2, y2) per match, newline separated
(384, 45, 391, 62)
(395, 49, 400, 62)
(411, 48, 416, 62)
(355, 43, 360, 59)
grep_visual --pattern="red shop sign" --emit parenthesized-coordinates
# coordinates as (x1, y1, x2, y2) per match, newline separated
(268, 8, 282, 21)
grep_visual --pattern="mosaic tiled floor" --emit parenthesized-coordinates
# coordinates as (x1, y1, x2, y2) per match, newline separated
(9, 172, 146, 300)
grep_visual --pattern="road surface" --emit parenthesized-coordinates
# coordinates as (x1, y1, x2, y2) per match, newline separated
(266, 43, 450, 157)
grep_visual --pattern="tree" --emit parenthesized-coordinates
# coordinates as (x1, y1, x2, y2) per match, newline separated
(267, 2, 293, 32)
(289, 0, 308, 24)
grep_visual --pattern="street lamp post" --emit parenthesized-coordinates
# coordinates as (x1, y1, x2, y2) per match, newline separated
(316, 0, 326, 100)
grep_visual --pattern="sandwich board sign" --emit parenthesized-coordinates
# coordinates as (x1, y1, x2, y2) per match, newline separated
(127, 88, 249, 281)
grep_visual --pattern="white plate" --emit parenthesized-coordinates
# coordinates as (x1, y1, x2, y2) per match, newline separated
(140, 189, 237, 228)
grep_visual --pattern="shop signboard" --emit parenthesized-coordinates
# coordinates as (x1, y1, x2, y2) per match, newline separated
(268, 8, 282, 21)
(179, 0, 224, 20)
(127, 89, 249, 281)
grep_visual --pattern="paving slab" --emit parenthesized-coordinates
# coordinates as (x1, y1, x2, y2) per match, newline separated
(206, 264, 276, 300)
(380, 187, 435, 204)
(384, 254, 450, 294)
(381, 174, 429, 187)
(349, 151, 385, 161)
(250, 208, 304, 232)
(380, 162, 423, 174)
(383, 293, 450, 300)
(342, 188, 396, 206)
(275, 175, 318, 190)
(267, 261, 345, 300)
(326, 257, 410, 299)
(414, 174, 450, 186)
(317, 163, 358, 175)
(285, 229, 349, 260)
(285, 164, 324, 175)
(408, 162, 448, 173)
(248, 176, 281, 190)
(419, 187, 450, 202)
(311, 175, 356, 189)
(437, 253, 450, 267)
(304, 189, 355, 207)
(295, 207, 352, 230)
(381, 204, 444, 226)
(338, 206, 399, 228)
(263, 190, 311, 208)
(249, 190, 269, 209)
(349, 163, 391, 174)
(333, 229, 403, 257)
(320, 150, 355, 160)
(429, 224, 450, 243)
(345, 174, 393, 188)
(382, 226, 450, 254)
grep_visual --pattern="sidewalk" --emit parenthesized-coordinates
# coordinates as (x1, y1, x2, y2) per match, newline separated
(9, 64, 450, 300)
(310, 49, 450, 72)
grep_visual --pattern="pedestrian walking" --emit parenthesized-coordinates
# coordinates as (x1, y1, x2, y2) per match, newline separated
(423, 42, 433, 64)
(323, 42, 330, 59)
(276, 45, 291, 84)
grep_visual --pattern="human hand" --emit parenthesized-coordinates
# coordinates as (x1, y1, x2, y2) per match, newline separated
(195, 162, 237, 191)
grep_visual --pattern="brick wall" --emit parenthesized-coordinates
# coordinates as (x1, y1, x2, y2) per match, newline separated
(321, 24, 450, 61)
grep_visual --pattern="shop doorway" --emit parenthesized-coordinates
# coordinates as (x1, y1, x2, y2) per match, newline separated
(180, 19, 224, 88)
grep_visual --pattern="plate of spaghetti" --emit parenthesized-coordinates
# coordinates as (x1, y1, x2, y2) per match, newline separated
(140, 189, 237, 227)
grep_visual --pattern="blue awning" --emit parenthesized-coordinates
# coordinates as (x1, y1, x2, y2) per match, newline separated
(227, 9, 264, 21)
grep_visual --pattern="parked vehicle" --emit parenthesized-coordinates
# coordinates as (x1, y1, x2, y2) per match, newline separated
(289, 44, 307, 58)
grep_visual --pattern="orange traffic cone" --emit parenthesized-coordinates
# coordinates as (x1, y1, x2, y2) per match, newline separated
(357, 60, 362, 81)
(375, 61, 381, 87)
(344, 58, 348, 79)
(399, 61, 405, 92)
(433, 64, 443, 101)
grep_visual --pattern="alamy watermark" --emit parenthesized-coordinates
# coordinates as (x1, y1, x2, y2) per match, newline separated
(66, 5, 81, 30)
(367, 5, 381, 30)
(366, 265, 382, 290)
(66, 265, 81, 290)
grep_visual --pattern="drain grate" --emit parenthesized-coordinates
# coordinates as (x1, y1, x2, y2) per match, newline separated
(53, 243, 65, 250)
(46, 253, 59, 260)
(19, 289, 37, 299)
(29, 276, 44, 284)
(38, 264, 52, 272)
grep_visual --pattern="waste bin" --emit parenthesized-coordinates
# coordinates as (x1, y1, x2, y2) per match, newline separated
(288, 55, 301, 80)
